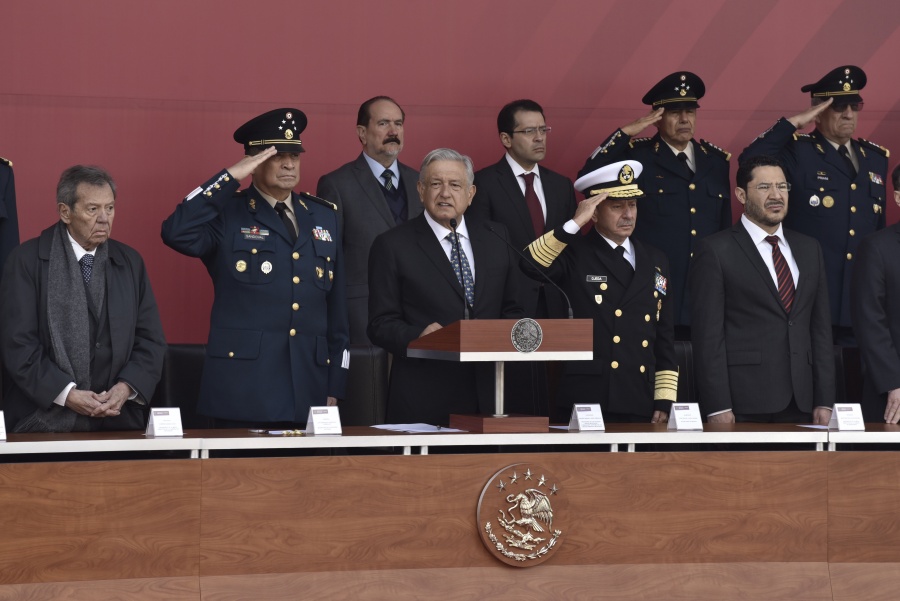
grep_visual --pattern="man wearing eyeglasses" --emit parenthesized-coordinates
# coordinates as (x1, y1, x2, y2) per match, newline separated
(740, 65, 890, 343)
(469, 99, 576, 418)
(689, 155, 834, 424)
(578, 72, 732, 340)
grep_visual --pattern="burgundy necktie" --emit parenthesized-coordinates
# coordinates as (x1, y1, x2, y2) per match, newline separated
(765, 235, 795, 313)
(521, 172, 545, 237)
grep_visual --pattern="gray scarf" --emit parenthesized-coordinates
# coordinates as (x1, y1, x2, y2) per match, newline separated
(14, 222, 108, 433)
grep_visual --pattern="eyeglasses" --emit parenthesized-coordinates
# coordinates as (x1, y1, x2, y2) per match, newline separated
(511, 126, 552, 137)
(830, 102, 864, 112)
(754, 183, 791, 193)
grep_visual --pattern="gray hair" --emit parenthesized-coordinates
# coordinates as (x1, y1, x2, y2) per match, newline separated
(419, 148, 475, 186)
(57, 165, 117, 209)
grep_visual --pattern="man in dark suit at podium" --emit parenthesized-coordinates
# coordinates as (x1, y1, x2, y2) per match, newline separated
(469, 99, 577, 417)
(316, 96, 421, 344)
(368, 148, 523, 425)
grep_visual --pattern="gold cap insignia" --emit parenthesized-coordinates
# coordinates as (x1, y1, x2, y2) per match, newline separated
(618, 164, 634, 185)
(285, 129, 294, 140)
(843, 82, 851, 92)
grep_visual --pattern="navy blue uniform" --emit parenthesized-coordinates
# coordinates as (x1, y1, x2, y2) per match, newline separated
(740, 118, 889, 327)
(161, 170, 349, 423)
(579, 131, 731, 326)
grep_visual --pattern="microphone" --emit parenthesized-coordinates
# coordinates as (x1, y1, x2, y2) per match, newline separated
(484, 222, 574, 319)
(449, 218, 470, 320)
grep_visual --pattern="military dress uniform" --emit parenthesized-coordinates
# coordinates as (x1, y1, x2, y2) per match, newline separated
(524, 161, 678, 420)
(740, 66, 889, 328)
(161, 109, 349, 424)
(578, 72, 731, 327)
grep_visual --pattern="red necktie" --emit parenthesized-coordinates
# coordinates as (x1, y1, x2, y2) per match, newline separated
(521, 172, 545, 237)
(765, 235, 795, 313)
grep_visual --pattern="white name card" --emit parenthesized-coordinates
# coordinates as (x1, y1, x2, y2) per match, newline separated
(568, 404, 605, 432)
(828, 403, 865, 431)
(306, 406, 342, 436)
(0, 411, 6, 441)
(145, 407, 184, 437)
(667, 403, 703, 431)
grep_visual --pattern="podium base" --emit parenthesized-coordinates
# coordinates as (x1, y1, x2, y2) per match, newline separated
(449, 413, 549, 433)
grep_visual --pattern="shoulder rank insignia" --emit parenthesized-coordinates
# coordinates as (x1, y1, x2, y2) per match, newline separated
(301, 191, 337, 211)
(0, 156, 12, 167)
(858, 138, 890, 158)
(593, 130, 624, 156)
(699, 139, 731, 161)
(628, 137, 653, 150)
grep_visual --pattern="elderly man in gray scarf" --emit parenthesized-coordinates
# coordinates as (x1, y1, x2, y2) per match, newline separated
(0, 165, 166, 433)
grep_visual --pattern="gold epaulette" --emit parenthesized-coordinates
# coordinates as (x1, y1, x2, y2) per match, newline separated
(301, 191, 337, 211)
(858, 138, 890, 158)
(699, 139, 731, 161)
(526, 230, 567, 268)
(629, 136, 653, 149)
(654, 369, 678, 402)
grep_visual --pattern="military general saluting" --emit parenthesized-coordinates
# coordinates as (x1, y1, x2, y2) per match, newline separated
(161, 108, 349, 428)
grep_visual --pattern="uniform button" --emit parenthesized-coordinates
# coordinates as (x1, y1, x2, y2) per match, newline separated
(658, 189, 664, 194)
(600, 283, 608, 291)
(640, 365, 646, 373)
(613, 336, 621, 343)
(327, 359, 331, 365)
(820, 187, 825, 193)
(688, 183, 696, 191)
(642, 340, 649, 347)
(95, 342, 101, 348)
(326, 257, 331, 262)
(290, 329, 297, 336)
(850, 206, 857, 213)
(690, 252, 693, 258)
(223, 175, 230, 182)
(851, 183, 857, 190)
(718, 194, 723, 198)
(611, 361, 619, 369)
(214, 183, 221, 189)
(293, 276, 300, 284)
(849, 229, 855, 236)
(644, 314, 651, 322)
(847, 253, 853, 260)
(615, 309, 623, 317)
(292, 303, 299, 311)
(292, 252, 300, 260)
(654, 291, 659, 298)
(251, 249, 258, 255)
(228, 352, 234, 358)
(691, 229, 697, 236)
(690, 207, 697, 214)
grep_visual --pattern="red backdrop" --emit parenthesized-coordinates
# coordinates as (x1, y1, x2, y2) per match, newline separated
(2, 0, 899, 342)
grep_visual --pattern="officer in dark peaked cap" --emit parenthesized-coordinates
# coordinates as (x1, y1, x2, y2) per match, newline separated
(524, 160, 678, 423)
(161, 108, 349, 428)
(740, 65, 890, 343)
(579, 71, 731, 339)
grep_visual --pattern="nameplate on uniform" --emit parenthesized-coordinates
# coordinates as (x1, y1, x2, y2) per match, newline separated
(306, 406, 342, 436)
(568, 404, 605, 432)
(144, 408, 184, 437)
(667, 403, 703, 431)
(828, 403, 865, 431)
(0, 411, 6, 441)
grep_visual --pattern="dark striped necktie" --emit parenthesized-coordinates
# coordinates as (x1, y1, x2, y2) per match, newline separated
(765, 235, 795, 313)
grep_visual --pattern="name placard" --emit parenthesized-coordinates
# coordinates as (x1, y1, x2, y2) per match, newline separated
(828, 403, 865, 431)
(145, 408, 184, 437)
(568, 404, 605, 432)
(306, 406, 342, 436)
(0, 411, 6, 441)
(667, 403, 704, 431)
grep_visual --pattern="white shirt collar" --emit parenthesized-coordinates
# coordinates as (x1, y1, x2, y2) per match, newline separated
(253, 185, 294, 213)
(66, 230, 94, 261)
(505, 152, 540, 179)
(741, 214, 786, 245)
(598, 232, 633, 256)
(664, 139, 695, 166)
(424, 210, 469, 241)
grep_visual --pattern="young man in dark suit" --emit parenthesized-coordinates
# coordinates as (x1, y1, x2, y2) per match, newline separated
(368, 148, 523, 425)
(690, 155, 834, 424)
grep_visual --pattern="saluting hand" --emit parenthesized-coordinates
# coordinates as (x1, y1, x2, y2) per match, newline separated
(620, 108, 665, 137)
(572, 193, 608, 228)
(226, 146, 278, 181)
(787, 97, 833, 130)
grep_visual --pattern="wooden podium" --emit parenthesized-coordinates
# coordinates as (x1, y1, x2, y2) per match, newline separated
(407, 319, 593, 432)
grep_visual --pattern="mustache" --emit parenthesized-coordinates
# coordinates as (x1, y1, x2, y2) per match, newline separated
(383, 136, 401, 145)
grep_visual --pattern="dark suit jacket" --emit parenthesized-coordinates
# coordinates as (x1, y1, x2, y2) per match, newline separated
(851, 223, 900, 421)
(316, 153, 421, 343)
(741, 118, 889, 326)
(689, 221, 834, 415)
(580, 132, 732, 326)
(470, 157, 576, 318)
(0, 159, 19, 285)
(162, 170, 349, 423)
(0, 225, 166, 430)
(367, 214, 524, 424)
